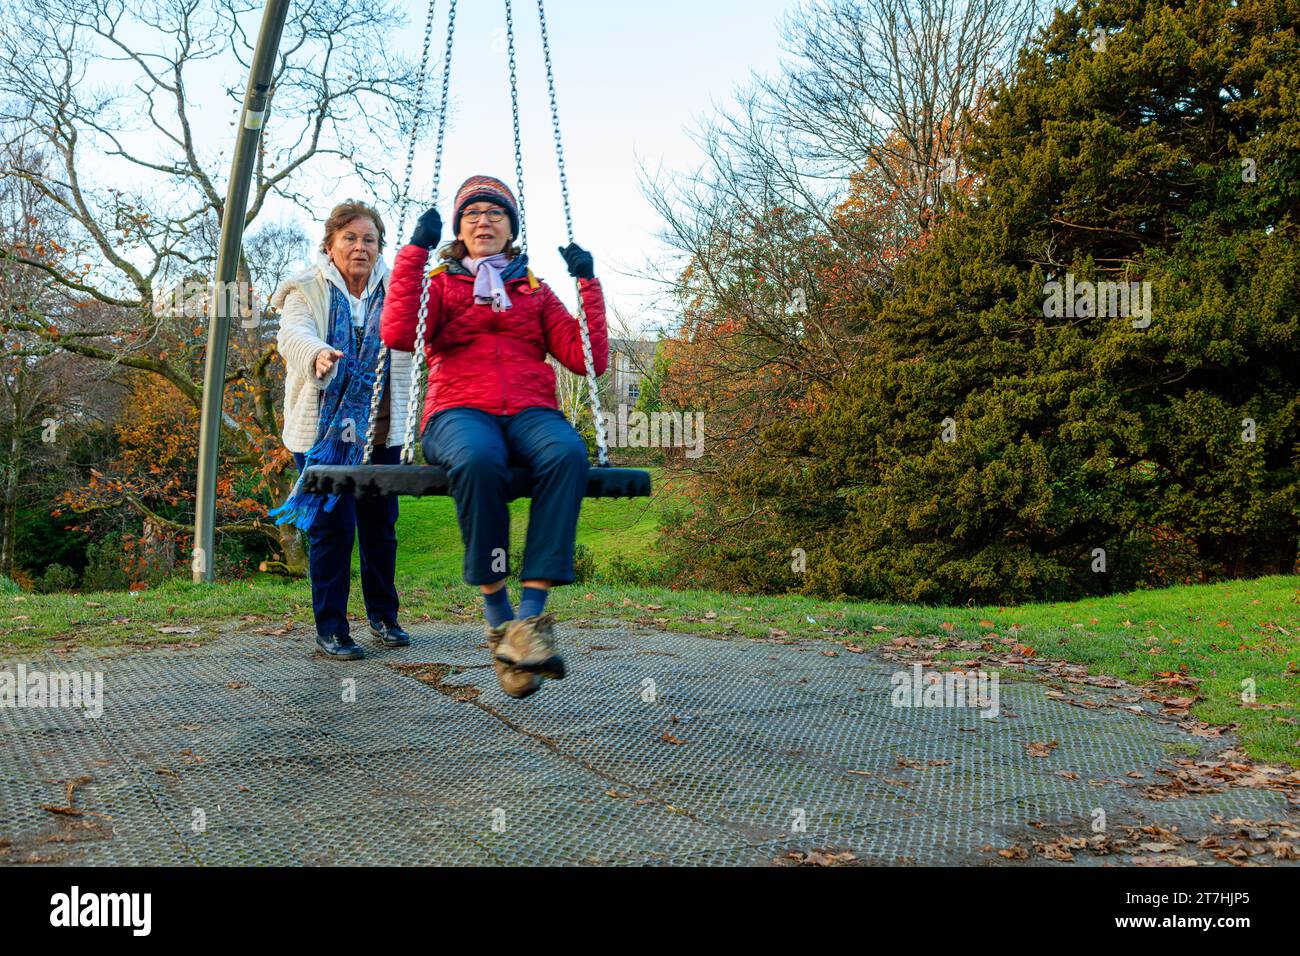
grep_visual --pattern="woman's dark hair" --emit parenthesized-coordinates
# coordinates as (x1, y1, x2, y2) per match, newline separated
(439, 238, 521, 261)
(321, 200, 386, 253)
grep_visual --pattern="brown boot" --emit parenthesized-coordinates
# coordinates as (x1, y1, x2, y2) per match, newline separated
(486, 623, 541, 699)
(494, 612, 566, 680)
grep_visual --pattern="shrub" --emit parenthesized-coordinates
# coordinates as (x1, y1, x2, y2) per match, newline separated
(35, 563, 80, 594)
(507, 543, 594, 584)
(80, 534, 131, 592)
(599, 554, 673, 588)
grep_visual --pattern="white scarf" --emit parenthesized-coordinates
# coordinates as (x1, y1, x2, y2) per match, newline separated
(462, 253, 512, 312)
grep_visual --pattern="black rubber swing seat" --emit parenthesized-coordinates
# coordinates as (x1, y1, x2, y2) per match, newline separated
(300, 463, 652, 500)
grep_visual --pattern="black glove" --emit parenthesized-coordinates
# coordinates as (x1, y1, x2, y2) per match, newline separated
(558, 242, 595, 280)
(409, 207, 442, 249)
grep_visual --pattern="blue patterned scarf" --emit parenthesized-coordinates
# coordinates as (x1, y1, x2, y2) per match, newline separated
(270, 280, 387, 531)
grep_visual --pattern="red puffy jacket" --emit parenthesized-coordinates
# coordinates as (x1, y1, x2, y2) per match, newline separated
(380, 244, 608, 433)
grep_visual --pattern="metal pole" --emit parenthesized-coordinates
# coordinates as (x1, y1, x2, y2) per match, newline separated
(192, 0, 292, 583)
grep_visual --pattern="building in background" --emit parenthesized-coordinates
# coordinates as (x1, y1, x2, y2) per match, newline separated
(605, 338, 656, 410)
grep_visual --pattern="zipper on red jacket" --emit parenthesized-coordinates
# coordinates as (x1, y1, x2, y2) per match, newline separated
(496, 338, 508, 414)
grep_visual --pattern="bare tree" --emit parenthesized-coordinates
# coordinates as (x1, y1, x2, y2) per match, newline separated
(636, 0, 1050, 471)
(767, 0, 1046, 229)
(0, 0, 424, 575)
(0, 129, 87, 575)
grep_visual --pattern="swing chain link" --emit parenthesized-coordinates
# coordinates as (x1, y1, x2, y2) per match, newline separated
(361, 345, 389, 462)
(535, 0, 608, 466)
(505, 0, 529, 252)
(401, 250, 435, 464)
(395, 0, 439, 241)
(400, 0, 459, 465)
(365, 0, 445, 464)
(536, 0, 573, 240)
(431, 0, 457, 203)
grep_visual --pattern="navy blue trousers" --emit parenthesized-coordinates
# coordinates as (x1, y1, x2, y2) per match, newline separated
(422, 406, 589, 586)
(292, 444, 400, 637)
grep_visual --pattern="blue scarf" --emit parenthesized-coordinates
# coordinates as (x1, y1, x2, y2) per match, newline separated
(270, 281, 387, 531)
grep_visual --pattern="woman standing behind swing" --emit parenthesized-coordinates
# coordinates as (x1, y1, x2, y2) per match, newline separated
(382, 176, 606, 699)
(271, 200, 414, 660)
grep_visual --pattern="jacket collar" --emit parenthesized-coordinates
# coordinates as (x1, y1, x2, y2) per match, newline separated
(445, 251, 531, 284)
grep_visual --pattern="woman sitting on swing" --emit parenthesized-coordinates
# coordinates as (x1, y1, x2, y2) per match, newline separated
(381, 175, 607, 699)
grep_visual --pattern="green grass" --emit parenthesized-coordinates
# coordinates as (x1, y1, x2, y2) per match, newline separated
(1, 466, 686, 650)
(3, 471, 1296, 763)
(392, 465, 679, 579)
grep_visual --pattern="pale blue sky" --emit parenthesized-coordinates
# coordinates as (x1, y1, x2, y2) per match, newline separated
(83, 1, 802, 331)
(269, 0, 802, 333)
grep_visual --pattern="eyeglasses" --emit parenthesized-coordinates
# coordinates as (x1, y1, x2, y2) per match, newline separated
(462, 209, 508, 224)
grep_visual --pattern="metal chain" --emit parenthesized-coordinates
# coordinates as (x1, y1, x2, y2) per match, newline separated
(400, 0, 458, 464)
(536, 0, 608, 466)
(504, 0, 529, 252)
(364, 0, 440, 464)
(430, 0, 457, 206)
(360, 345, 389, 463)
(536, 0, 573, 239)
(394, 0, 439, 240)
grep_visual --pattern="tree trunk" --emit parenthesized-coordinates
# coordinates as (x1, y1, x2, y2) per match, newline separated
(276, 521, 308, 577)
(266, 464, 308, 576)
(0, 427, 19, 576)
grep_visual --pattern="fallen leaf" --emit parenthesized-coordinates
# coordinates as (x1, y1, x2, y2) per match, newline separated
(1134, 856, 1199, 867)
(1035, 842, 1074, 862)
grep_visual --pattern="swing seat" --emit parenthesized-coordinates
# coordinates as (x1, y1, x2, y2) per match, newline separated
(300, 463, 652, 500)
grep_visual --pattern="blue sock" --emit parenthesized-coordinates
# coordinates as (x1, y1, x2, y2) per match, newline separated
(518, 586, 549, 621)
(483, 587, 514, 628)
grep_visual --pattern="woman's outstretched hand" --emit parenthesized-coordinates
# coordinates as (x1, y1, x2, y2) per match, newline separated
(314, 348, 344, 380)
(558, 242, 595, 280)
(409, 207, 442, 249)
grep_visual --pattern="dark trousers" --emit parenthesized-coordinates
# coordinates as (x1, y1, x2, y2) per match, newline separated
(292, 444, 401, 637)
(422, 406, 589, 586)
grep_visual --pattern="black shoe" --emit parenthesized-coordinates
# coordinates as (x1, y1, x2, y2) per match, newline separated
(369, 620, 411, 648)
(316, 633, 365, 660)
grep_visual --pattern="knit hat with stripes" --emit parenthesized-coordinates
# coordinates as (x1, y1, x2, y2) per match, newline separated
(453, 175, 520, 241)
